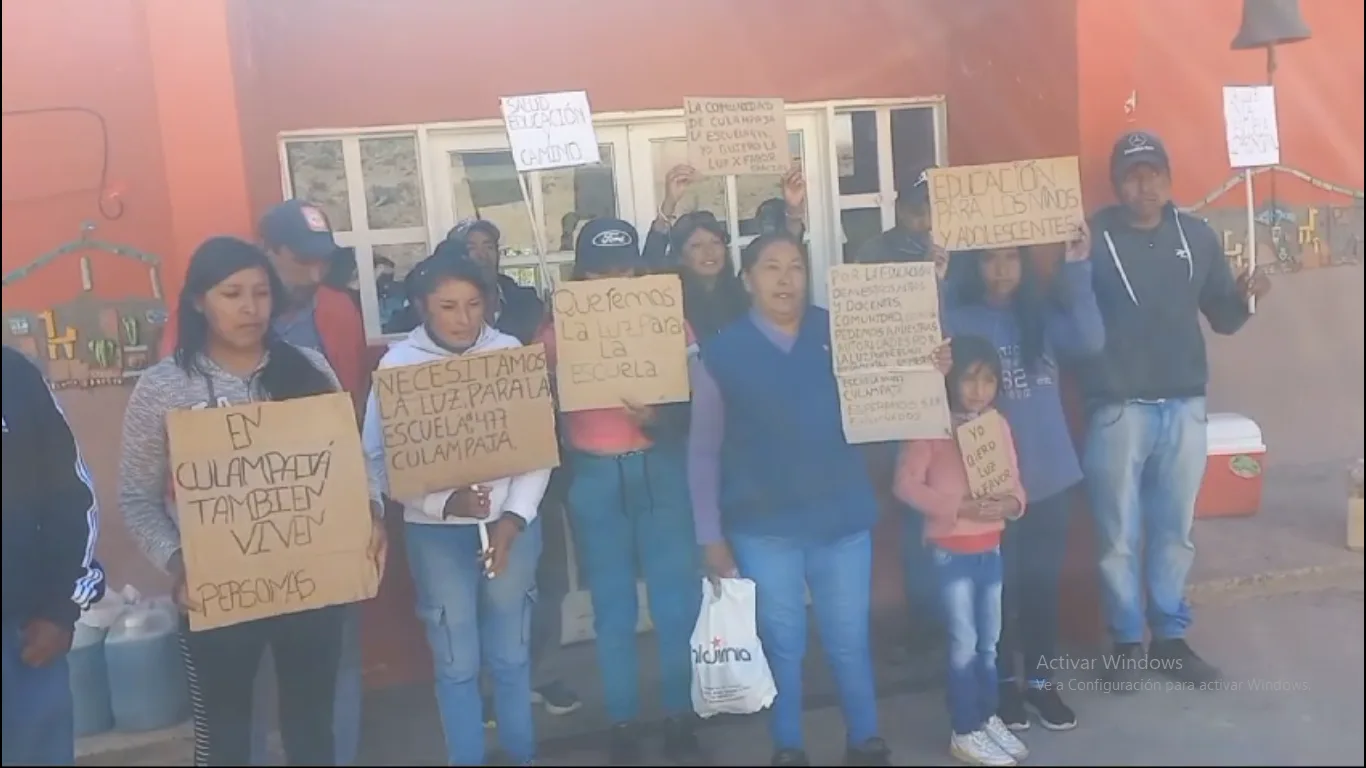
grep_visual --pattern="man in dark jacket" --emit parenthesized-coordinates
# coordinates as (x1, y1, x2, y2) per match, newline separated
(451, 219, 546, 344)
(1082, 131, 1269, 689)
(2, 346, 105, 765)
(852, 169, 934, 264)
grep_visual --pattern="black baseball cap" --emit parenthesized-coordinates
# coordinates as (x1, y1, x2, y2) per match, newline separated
(259, 199, 339, 261)
(1111, 131, 1171, 183)
(897, 166, 935, 208)
(575, 217, 641, 274)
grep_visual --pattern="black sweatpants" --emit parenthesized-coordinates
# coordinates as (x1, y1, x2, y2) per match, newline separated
(179, 605, 345, 766)
(997, 490, 1073, 684)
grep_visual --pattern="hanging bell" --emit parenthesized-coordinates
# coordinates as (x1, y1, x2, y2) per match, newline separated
(1231, 0, 1312, 50)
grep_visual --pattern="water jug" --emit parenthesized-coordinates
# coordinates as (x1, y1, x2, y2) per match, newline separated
(105, 599, 189, 732)
(69, 622, 114, 737)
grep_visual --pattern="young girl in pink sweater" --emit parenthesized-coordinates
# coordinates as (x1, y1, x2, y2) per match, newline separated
(895, 335, 1029, 767)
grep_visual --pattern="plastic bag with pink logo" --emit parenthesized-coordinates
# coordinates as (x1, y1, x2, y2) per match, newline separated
(689, 577, 777, 718)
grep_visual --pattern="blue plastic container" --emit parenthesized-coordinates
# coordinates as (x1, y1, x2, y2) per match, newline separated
(69, 622, 114, 737)
(105, 600, 189, 732)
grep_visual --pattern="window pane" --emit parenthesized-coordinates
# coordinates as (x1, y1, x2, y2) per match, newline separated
(841, 207, 883, 263)
(502, 262, 573, 292)
(835, 111, 879, 196)
(285, 140, 352, 231)
(736, 132, 805, 237)
(891, 107, 938, 195)
(373, 242, 428, 334)
(650, 138, 728, 226)
(448, 145, 616, 258)
(360, 136, 425, 229)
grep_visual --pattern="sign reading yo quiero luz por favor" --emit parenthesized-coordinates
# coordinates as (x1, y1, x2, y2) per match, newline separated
(685, 97, 790, 176)
(166, 393, 379, 632)
(929, 157, 1084, 250)
(836, 371, 951, 444)
(828, 262, 943, 374)
(373, 344, 561, 502)
(956, 409, 1019, 500)
(500, 91, 601, 173)
(550, 274, 690, 412)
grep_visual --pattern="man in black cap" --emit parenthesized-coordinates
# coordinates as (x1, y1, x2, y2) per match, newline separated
(852, 169, 935, 264)
(1082, 130, 1269, 690)
(446, 220, 545, 345)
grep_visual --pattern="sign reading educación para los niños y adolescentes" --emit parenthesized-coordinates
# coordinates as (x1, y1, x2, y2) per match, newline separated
(956, 409, 1018, 500)
(685, 97, 790, 176)
(373, 344, 561, 502)
(166, 393, 378, 632)
(550, 274, 690, 412)
(499, 91, 602, 173)
(928, 157, 1084, 251)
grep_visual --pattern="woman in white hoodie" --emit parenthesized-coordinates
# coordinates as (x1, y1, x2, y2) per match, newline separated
(362, 255, 551, 767)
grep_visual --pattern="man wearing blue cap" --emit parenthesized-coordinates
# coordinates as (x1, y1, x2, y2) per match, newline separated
(1082, 130, 1269, 691)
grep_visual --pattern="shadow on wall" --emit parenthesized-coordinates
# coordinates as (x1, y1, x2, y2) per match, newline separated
(1206, 264, 1365, 467)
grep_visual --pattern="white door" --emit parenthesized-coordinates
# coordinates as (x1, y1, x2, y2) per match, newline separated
(426, 126, 635, 294)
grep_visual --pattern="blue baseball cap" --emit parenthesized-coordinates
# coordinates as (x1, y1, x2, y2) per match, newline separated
(259, 199, 339, 261)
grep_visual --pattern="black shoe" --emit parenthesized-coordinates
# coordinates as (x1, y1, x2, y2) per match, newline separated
(661, 714, 705, 765)
(1105, 642, 1147, 694)
(772, 749, 810, 767)
(1024, 685, 1077, 730)
(997, 682, 1030, 731)
(608, 722, 644, 766)
(846, 737, 892, 766)
(533, 681, 583, 716)
(1149, 638, 1222, 685)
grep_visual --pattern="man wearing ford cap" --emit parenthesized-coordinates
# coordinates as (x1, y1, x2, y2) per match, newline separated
(1080, 130, 1270, 691)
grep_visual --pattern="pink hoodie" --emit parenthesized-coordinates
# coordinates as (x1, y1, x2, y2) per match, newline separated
(894, 415, 1027, 554)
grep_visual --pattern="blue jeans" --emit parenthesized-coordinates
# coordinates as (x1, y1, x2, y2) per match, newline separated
(998, 491, 1072, 684)
(900, 506, 941, 629)
(730, 530, 879, 752)
(406, 519, 542, 766)
(333, 605, 362, 764)
(2, 623, 73, 766)
(1083, 397, 1206, 644)
(932, 545, 1004, 736)
(566, 446, 699, 724)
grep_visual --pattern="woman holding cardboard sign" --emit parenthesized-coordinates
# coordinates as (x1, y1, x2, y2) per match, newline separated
(535, 218, 703, 765)
(689, 232, 924, 767)
(362, 255, 551, 767)
(939, 227, 1103, 733)
(119, 236, 386, 766)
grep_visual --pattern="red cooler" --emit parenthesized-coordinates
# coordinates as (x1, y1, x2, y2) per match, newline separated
(1195, 413, 1266, 519)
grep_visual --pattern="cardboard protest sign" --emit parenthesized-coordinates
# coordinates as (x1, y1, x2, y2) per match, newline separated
(166, 393, 378, 631)
(550, 274, 689, 412)
(828, 262, 943, 374)
(373, 344, 561, 502)
(956, 409, 1019, 499)
(928, 157, 1084, 250)
(836, 371, 952, 443)
(684, 97, 790, 176)
(1222, 85, 1281, 168)
(500, 91, 601, 173)
(826, 262, 951, 443)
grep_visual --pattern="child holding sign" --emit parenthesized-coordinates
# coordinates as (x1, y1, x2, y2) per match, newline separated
(894, 336, 1028, 767)
(535, 218, 703, 765)
(940, 228, 1103, 732)
(362, 256, 551, 768)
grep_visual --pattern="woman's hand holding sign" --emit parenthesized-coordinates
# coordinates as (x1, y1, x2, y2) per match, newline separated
(444, 486, 491, 520)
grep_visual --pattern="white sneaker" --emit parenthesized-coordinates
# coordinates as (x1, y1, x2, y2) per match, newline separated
(984, 715, 1030, 760)
(950, 730, 1017, 766)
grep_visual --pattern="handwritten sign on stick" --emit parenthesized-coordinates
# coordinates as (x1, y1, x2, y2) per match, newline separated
(500, 91, 601, 173)
(828, 262, 943, 374)
(685, 97, 790, 176)
(837, 371, 951, 444)
(1222, 85, 1281, 168)
(929, 157, 1084, 250)
(374, 344, 560, 501)
(550, 274, 689, 412)
(166, 393, 378, 632)
(956, 409, 1018, 499)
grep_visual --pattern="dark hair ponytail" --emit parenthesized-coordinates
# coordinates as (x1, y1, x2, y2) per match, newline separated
(953, 247, 1070, 373)
(175, 236, 336, 402)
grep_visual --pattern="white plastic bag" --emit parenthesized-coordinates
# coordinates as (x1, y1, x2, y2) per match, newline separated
(690, 577, 777, 718)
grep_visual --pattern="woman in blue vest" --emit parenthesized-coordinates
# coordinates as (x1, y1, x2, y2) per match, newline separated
(688, 232, 891, 767)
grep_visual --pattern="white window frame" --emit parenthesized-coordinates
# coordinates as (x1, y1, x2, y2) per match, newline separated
(278, 132, 429, 342)
(277, 96, 946, 341)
